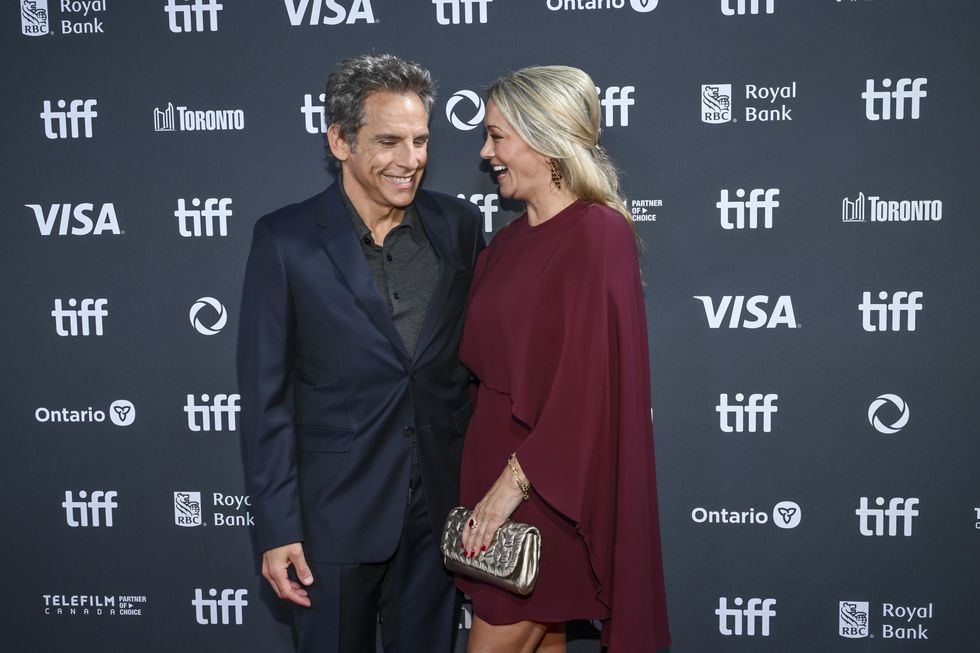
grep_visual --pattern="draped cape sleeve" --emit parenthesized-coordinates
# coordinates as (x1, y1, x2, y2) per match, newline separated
(508, 205, 670, 651)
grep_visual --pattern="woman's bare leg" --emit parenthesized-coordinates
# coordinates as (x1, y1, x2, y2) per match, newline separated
(467, 615, 548, 653)
(535, 623, 566, 652)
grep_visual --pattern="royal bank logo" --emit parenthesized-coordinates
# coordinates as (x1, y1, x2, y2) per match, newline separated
(175, 197, 231, 236)
(26, 203, 121, 236)
(863, 78, 927, 121)
(63, 490, 117, 527)
(842, 193, 942, 223)
(546, 0, 658, 13)
(192, 589, 247, 625)
(721, 0, 774, 15)
(702, 84, 732, 123)
(694, 295, 798, 329)
(446, 90, 485, 131)
(433, 0, 491, 24)
(717, 393, 778, 433)
(189, 297, 228, 335)
(284, 0, 376, 25)
(856, 497, 919, 537)
(21, 0, 49, 35)
(691, 500, 801, 529)
(716, 597, 777, 636)
(458, 193, 499, 233)
(630, 199, 660, 222)
(868, 394, 909, 435)
(718, 188, 779, 229)
(301, 92, 327, 134)
(597, 86, 634, 127)
(184, 394, 240, 432)
(859, 291, 922, 332)
(166, 0, 222, 33)
(154, 103, 245, 132)
(174, 492, 202, 527)
(41, 99, 98, 139)
(52, 298, 108, 336)
(840, 601, 870, 638)
(35, 399, 135, 427)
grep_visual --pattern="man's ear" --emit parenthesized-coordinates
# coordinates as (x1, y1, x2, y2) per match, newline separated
(326, 123, 350, 162)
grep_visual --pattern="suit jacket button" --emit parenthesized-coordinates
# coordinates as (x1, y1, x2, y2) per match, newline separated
(403, 426, 415, 437)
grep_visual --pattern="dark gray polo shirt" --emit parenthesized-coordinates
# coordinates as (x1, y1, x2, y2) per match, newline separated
(340, 181, 440, 357)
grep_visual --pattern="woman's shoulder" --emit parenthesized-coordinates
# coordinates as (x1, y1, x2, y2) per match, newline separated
(570, 202, 637, 254)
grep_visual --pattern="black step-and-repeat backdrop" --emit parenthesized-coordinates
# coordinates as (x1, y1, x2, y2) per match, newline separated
(4, 1, 979, 652)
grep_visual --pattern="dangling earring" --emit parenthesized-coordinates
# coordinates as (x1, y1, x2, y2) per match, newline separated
(550, 159, 562, 189)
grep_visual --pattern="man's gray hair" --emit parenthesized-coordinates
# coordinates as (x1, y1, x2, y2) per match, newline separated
(324, 53, 436, 158)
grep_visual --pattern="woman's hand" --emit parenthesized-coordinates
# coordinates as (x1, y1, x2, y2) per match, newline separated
(460, 459, 529, 557)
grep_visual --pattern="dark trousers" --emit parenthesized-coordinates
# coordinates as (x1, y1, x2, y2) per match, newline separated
(294, 452, 460, 653)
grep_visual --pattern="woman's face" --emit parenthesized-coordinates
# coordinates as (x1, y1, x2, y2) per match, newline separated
(480, 100, 551, 203)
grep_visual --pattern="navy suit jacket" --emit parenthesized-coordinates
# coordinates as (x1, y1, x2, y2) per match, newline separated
(237, 182, 484, 563)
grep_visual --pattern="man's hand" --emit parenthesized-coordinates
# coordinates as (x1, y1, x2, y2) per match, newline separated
(262, 542, 314, 607)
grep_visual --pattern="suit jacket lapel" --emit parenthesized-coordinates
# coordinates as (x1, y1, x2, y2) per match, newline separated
(315, 184, 411, 365)
(413, 193, 456, 364)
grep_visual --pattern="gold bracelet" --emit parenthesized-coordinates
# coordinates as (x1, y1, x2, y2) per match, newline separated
(508, 453, 530, 501)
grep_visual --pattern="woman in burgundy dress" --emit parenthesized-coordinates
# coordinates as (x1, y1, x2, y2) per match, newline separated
(457, 65, 670, 652)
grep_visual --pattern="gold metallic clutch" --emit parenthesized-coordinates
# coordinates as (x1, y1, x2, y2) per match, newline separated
(440, 506, 541, 596)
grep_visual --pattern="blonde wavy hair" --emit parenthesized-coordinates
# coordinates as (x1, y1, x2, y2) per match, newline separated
(487, 65, 634, 231)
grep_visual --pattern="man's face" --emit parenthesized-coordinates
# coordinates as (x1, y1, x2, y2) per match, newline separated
(329, 91, 429, 214)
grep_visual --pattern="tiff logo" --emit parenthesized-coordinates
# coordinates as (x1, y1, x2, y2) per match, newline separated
(721, 0, 774, 15)
(301, 93, 327, 134)
(52, 298, 108, 336)
(598, 86, 634, 127)
(40, 100, 98, 139)
(175, 198, 231, 237)
(859, 291, 922, 332)
(716, 597, 777, 636)
(166, 0, 223, 33)
(433, 0, 491, 24)
(185, 394, 240, 431)
(63, 490, 117, 527)
(717, 393, 777, 433)
(694, 295, 797, 329)
(862, 78, 927, 121)
(192, 588, 247, 625)
(856, 497, 919, 536)
(718, 188, 779, 229)
(458, 193, 499, 233)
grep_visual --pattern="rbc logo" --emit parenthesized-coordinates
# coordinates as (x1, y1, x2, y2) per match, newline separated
(184, 394, 240, 431)
(192, 588, 247, 625)
(26, 203, 121, 236)
(52, 298, 108, 336)
(40, 100, 98, 139)
(840, 601, 870, 639)
(433, 0, 491, 24)
(446, 91, 485, 131)
(702, 84, 732, 124)
(21, 0, 50, 35)
(856, 497, 919, 536)
(597, 86, 634, 127)
(174, 491, 203, 527)
(694, 295, 797, 329)
(165, 0, 223, 33)
(301, 93, 327, 134)
(716, 597, 776, 636)
(721, 0, 774, 15)
(63, 490, 117, 527)
(716, 393, 777, 433)
(284, 0, 376, 25)
(859, 291, 922, 332)
(717, 188, 779, 229)
(457, 193, 499, 233)
(175, 198, 231, 237)
(189, 297, 228, 335)
(862, 78, 927, 120)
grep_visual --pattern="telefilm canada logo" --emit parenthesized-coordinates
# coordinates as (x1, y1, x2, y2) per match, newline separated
(21, 0, 109, 36)
(545, 0, 658, 14)
(842, 192, 942, 223)
(154, 102, 245, 132)
(43, 593, 147, 617)
(35, 399, 135, 426)
(175, 491, 254, 527)
(691, 500, 802, 529)
(284, 0, 377, 25)
(702, 82, 797, 123)
(839, 600, 934, 640)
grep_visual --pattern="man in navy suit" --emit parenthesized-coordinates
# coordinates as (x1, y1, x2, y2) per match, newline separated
(237, 54, 484, 652)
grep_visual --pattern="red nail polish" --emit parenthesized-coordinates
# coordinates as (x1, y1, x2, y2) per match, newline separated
(481, 545, 487, 552)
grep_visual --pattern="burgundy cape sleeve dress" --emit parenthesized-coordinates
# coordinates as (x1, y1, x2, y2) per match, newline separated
(457, 201, 670, 651)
